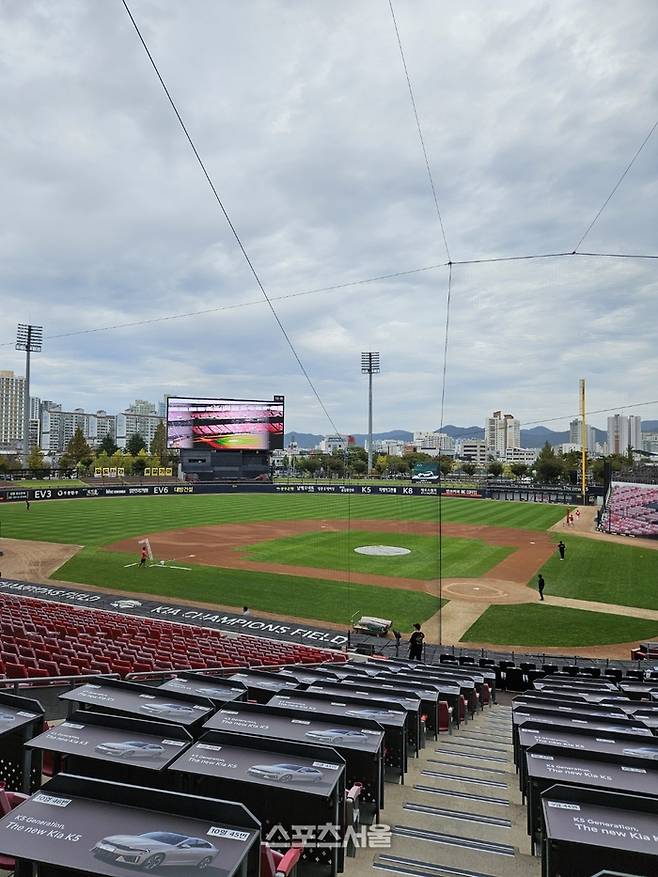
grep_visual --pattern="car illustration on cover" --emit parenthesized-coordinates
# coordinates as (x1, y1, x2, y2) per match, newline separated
(345, 708, 397, 720)
(247, 762, 323, 783)
(305, 729, 368, 744)
(622, 745, 658, 760)
(140, 703, 197, 719)
(193, 687, 233, 698)
(95, 740, 166, 759)
(91, 831, 218, 870)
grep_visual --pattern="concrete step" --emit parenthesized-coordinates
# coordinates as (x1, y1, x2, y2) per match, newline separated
(375, 835, 539, 877)
(399, 803, 512, 845)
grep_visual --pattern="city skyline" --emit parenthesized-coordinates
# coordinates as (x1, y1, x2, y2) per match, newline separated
(1, 3, 657, 433)
(2, 366, 656, 444)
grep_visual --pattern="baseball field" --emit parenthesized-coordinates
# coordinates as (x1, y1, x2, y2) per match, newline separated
(1, 491, 657, 652)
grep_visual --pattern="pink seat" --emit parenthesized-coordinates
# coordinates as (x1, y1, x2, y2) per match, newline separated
(260, 843, 302, 877)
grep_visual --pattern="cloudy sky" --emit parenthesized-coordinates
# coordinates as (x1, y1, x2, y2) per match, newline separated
(1, 0, 657, 434)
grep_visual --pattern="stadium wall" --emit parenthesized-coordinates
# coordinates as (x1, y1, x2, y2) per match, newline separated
(0, 482, 594, 503)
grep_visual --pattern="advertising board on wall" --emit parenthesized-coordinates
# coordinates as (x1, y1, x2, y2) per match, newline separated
(0, 481, 592, 504)
(0, 579, 348, 647)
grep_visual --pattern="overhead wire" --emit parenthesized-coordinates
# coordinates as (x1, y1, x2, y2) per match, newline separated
(573, 116, 658, 252)
(388, 0, 451, 263)
(436, 263, 453, 646)
(2, 249, 658, 349)
(120, 0, 342, 437)
(387, 0, 454, 647)
(3, 3, 657, 460)
(0, 261, 451, 348)
(574, 251, 658, 260)
(521, 398, 658, 427)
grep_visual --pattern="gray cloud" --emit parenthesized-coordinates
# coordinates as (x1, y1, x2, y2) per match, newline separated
(1, 0, 657, 434)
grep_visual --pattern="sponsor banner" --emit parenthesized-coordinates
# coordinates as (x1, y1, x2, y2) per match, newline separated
(0, 578, 348, 648)
(0, 481, 590, 503)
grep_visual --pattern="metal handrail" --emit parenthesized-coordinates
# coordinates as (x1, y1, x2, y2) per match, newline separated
(0, 672, 121, 694)
(125, 660, 336, 683)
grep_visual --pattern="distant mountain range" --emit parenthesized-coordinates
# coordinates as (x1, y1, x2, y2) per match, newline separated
(284, 421, 656, 450)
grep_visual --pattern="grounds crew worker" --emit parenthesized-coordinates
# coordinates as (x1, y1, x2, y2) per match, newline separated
(408, 623, 425, 661)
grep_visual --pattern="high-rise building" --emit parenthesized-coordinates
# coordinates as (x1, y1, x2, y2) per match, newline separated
(318, 435, 347, 453)
(127, 400, 157, 416)
(95, 411, 116, 444)
(457, 439, 488, 465)
(569, 418, 596, 449)
(504, 447, 538, 464)
(40, 407, 100, 454)
(629, 415, 642, 452)
(413, 431, 456, 455)
(607, 414, 642, 455)
(642, 432, 658, 456)
(116, 408, 163, 450)
(0, 370, 25, 444)
(485, 411, 520, 455)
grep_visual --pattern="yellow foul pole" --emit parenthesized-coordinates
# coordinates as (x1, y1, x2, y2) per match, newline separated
(580, 378, 587, 500)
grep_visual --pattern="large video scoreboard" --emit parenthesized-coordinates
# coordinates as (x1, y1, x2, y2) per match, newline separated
(166, 396, 284, 451)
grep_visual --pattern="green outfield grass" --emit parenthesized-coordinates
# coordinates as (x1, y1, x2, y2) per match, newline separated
(532, 535, 658, 610)
(51, 547, 443, 629)
(462, 603, 658, 647)
(0, 492, 567, 546)
(245, 530, 512, 580)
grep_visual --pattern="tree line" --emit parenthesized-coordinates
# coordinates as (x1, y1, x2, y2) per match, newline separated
(280, 441, 636, 484)
(0, 422, 175, 476)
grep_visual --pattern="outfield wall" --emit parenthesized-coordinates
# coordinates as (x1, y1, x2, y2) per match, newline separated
(0, 481, 591, 503)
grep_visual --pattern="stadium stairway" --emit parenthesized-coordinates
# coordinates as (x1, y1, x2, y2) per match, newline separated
(351, 701, 538, 877)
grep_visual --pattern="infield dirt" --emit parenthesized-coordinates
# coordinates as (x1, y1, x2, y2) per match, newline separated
(106, 518, 556, 596)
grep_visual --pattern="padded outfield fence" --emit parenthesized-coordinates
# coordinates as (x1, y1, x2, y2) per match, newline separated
(0, 480, 599, 504)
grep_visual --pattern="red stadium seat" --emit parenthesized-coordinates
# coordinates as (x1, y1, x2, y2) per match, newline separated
(0, 592, 338, 683)
(38, 661, 60, 676)
(5, 663, 28, 679)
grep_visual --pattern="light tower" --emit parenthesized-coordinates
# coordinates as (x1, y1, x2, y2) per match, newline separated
(15, 324, 43, 463)
(361, 351, 380, 475)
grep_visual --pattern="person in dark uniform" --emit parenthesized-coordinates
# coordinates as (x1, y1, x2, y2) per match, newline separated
(25, 498, 30, 511)
(537, 574, 545, 601)
(408, 623, 425, 661)
(557, 541, 566, 560)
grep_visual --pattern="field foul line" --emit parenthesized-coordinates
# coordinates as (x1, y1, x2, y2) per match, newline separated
(148, 563, 192, 571)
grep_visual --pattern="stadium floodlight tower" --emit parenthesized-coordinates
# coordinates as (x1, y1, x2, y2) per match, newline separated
(361, 351, 380, 475)
(15, 323, 43, 463)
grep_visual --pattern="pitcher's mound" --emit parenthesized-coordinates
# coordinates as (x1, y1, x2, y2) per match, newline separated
(354, 545, 411, 556)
